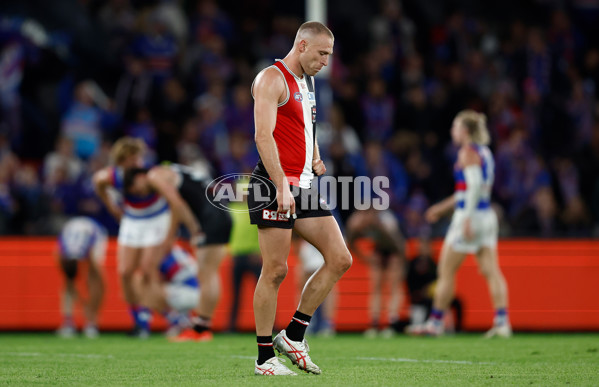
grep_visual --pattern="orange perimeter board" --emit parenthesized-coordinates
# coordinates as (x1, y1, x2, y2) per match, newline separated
(0, 238, 598, 331)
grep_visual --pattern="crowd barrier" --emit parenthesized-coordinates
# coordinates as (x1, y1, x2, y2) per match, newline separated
(1, 238, 598, 331)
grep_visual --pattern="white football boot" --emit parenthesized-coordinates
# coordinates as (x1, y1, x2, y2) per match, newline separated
(484, 323, 512, 338)
(83, 324, 99, 339)
(273, 329, 321, 374)
(254, 357, 297, 376)
(406, 319, 444, 337)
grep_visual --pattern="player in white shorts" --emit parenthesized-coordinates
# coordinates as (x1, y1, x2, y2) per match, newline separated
(93, 137, 171, 337)
(415, 110, 511, 338)
(55, 217, 107, 338)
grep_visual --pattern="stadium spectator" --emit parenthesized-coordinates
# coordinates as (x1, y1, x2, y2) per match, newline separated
(0, 0, 595, 240)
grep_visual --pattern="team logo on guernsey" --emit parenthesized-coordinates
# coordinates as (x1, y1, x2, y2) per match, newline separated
(294, 92, 303, 102)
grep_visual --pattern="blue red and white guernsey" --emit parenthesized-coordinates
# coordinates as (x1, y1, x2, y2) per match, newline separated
(110, 166, 169, 219)
(58, 217, 106, 260)
(453, 144, 495, 210)
(159, 246, 199, 289)
(252, 60, 316, 189)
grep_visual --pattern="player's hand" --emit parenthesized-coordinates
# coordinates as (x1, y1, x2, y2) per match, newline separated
(463, 217, 474, 241)
(312, 159, 326, 176)
(276, 184, 296, 219)
(158, 234, 177, 261)
(190, 231, 207, 246)
(425, 205, 441, 223)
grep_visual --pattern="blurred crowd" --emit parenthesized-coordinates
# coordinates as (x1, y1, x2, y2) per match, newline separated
(0, 0, 598, 237)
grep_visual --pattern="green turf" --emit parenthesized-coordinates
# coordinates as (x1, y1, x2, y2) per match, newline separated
(1, 332, 598, 386)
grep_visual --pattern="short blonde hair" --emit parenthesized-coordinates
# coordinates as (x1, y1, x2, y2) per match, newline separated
(110, 137, 146, 166)
(456, 109, 490, 145)
(295, 21, 334, 42)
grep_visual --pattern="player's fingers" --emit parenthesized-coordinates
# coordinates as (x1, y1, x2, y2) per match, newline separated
(290, 198, 296, 216)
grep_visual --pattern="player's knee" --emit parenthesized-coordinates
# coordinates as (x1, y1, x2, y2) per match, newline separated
(263, 264, 288, 286)
(118, 264, 135, 278)
(331, 250, 352, 274)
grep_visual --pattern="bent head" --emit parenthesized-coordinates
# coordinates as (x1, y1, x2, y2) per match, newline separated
(451, 110, 490, 146)
(110, 137, 147, 168)
(123, 167, 152, 197)
(295, 21, 334, 76)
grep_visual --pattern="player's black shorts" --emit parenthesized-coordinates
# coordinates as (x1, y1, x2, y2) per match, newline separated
(180, 180, 232, 246)
(247, 164, 332, 229)
(197, 204, 232, 245)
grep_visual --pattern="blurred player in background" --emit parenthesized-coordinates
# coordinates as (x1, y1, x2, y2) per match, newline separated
(419, 110, 511, 338)
(55, 216, 107, 338)
(404, 236, 463, 333)
(227, 178, 262, 333)
(137, 244, 201, 341)
(124, 163, 232, 341)
(346, 208, 405, 338)
(93, 137, 169, 338)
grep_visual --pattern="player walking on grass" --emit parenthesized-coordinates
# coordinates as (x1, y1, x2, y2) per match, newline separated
(249, 21, 352, 376)
(414, 110, 512, 338)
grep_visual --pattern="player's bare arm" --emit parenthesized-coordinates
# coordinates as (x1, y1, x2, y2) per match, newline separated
(253, 67, 296, 215)
(425, 147, 480, 225)
(458, 146, 483, 240)
(312, 140, 326, 176)
(147, 166, 202, 244)
(92, 167, 123, 220)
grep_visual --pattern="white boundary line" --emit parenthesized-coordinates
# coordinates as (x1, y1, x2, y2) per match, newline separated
(3, 353, 495, 364)
(227, 355, 495, 365)
(3, 352, 114, 359)
(356, 356, 496, 365)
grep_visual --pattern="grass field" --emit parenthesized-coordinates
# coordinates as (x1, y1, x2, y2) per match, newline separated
(1, 332, 598, 386)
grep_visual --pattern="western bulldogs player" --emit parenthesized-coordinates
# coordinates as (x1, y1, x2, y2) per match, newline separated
(124, 163, 232, 341)
(55, 217, 107, 338)
(138, 244, 202, 340)
(418, 110, 511, 338)
(93, 137, 169, 337)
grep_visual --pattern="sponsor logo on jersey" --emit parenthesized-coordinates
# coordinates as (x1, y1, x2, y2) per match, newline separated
(294, 92, 303, 102)
(307, 92, 315, 101)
